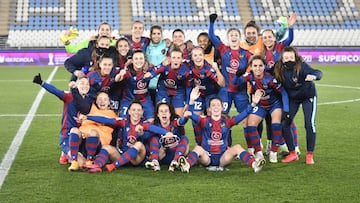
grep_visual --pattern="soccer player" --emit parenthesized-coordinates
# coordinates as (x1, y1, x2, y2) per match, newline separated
(154, 47, 191, 117)
(32, 74, 92, 165)
(274, 46, 323, 164)
(240, 20, 263, 56)
(114, 50, 155, 122)
(60, 22, 116, 54)
(84, 100, 174, 173)
(124, 20, 150, 52)
(146, 25, 169, 106)
(233, 55, 290, 163)
(189, 46, 225, 144)
(196, 32, 221, 66)
(145, 102, 189, 171)
(64, 35, 116, 81)
(114, 37, 132, 68)
(178, 87, 266, 173)
(168, 29, 191, 61)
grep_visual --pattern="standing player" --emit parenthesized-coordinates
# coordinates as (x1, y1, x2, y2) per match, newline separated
(233, 55, 290, 163)
(115, 50, 155, 122)
(124, 20, 150, 52)
(274, 46, 323, 164)
(197, 32, 222, 66)
(178, 87, 266, 173)
(154, 47, 191, 117)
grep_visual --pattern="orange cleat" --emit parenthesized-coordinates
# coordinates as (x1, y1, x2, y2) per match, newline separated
(306, 153, 315, 165)
(105, 163, 116, 172)
(281, 151, 299, 163)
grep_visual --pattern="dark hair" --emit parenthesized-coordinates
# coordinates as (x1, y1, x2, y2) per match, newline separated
(94, 53, 113, 72)
(244, 20, 260, 34)
(128, 50, 146, 76)
(249, 55, 266, 67)
(91, 35, 112, 66)
(170, 45, 183, 57)
(150, 25, 162, 34)
(197, 32, 209, 41)
(128, 98, 143, 110)
(209, 97, 223, 106)
(274, 46, 303, 83)
(94, 90, 110, 109)
(172, 28, 185, 36)
(115, 37, 132, 66)
(153, 102, 179, 125)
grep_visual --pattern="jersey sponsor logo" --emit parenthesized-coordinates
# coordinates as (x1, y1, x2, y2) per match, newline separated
(165, 79, 177, 89)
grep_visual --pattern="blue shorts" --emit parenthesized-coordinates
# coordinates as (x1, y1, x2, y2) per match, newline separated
(217, 87, 249, 114)
(209, 152, 224, 167)
(251, 102, 282, 118)
(156, 91, 185, 108)
(120, 98, 154, 119)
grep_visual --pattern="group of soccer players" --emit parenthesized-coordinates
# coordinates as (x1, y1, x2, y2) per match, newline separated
(33, 12, 323, 173)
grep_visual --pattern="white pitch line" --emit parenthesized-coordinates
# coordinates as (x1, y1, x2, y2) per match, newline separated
(0, 66, 59, 189)
(0, 79, 67, 82)
(0, 114, 61, 117)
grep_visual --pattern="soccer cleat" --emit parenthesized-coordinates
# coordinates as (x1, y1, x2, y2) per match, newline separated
(59, 153, 68, 165)
(306, 153, 315, 165)
(87, 164, 102, 173)
(281, 151, 299, 163)
(105, 163, 116, 172)
(145, 159, 160, 171)
(255, 151, 264, 161)
(269, 151, 278, 163)
(247, 148, 255, 156)
(295, 146, 301, 156)
(178, 156, 190, 173)
(264, 140, 271, 156)
(168, 160, 179, 172)
(68, 160, 79, 171)
(252, 158, 266, 173)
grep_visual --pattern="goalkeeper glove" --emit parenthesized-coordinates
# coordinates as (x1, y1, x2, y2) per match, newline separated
(209, 13, 218, 23)
(60, 27, 79, 44)
(33, 73, 43, 85)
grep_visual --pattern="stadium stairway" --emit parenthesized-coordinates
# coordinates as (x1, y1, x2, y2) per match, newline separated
(237, 0, 253, 27)
(0, 1, 10, 36)
(118, 0, 132, 35)
(355, 0, 360, 11)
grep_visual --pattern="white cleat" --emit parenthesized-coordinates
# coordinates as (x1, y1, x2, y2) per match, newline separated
(178, 156, 190, 173)
(269, 151, 278, 163)
(252, 158, 266, 173)
(145, 159, 160, 171)
(168, 160, 179, 172)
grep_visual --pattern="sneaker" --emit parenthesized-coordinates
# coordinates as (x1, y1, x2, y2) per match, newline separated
(206, 166, 224, 171)
(281, 151, 299, 163)
(59, 153, 68, 165)
(178, 156, 190, 173)
(269, 151, 278, 163)
(295, 146, 301, 156)
(68, 160, 79, 171)
(145, 159, 160, 171)
(252, 158, 266, 173)
(168, 160, 179, 172)
(87, 164, 102, 173)
(306, 153, 315, 165)
(105, 163, 116, 172)
(255, 151, 264, 161)
(264, 140, 271, 156)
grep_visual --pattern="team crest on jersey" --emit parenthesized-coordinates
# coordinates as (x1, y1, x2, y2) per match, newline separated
(220, 121, 226, 128)
(239, 53, 244, 59)
(211, 132, 222, 141)
(165, 79, 176, 88)
(292, 76, 298, 83)
(137, 80, 146, 89)
(177, 74, 183, 80)
(161, 49, 166, 55)
(262, 84, 268, 89)
(127, 136, 137, 146)
(268, 60, 275, 68)
(200, 73, 205, 79)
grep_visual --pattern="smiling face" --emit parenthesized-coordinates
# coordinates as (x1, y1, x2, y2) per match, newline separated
(131, 21, 144, 40)
(132, 52, 146, 71)
(95, 92, 110, 110)
(209, 98, 223, 117)
(250, 58, 265, 79)
(151, 28, 162, 44)
(128, 102, 143, 123)
(170, 50, 183, 69)
(77, 77, 90, 95)
(98, 23, 111, 37)
(116, 39, 130, 57)
(262, 30, 275, 49)
(99, 57, 113, 76)
(191, 47, 204, 68)
(245, 26, 258, 44)
(172, 31, 185, 46)
(197, 34, 210, 49)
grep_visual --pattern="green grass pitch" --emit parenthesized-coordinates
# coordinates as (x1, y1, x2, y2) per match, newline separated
(0, 64, 359, 202)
